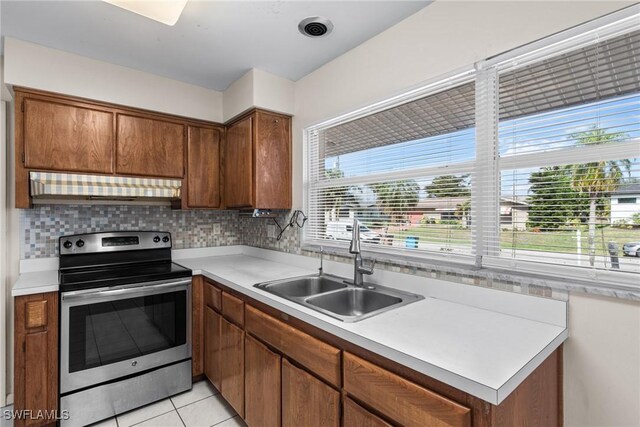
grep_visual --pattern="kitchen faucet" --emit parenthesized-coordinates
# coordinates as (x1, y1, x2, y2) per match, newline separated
(349, 218, 376, 289)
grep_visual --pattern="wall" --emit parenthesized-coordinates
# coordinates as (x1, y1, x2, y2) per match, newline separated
(2, 38, 224, 122)
(564, 293, 640, 426)
(290, 2, 638, 425)
(222, 68, 295, 122)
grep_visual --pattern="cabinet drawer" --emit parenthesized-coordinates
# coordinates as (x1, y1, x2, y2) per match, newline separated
(203, 279, 222, 312)
(222, 292, 244, 327)
(343, 352, 471, 427)
(245, 305, 341, 387)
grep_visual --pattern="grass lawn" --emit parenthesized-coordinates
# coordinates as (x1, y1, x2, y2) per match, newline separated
(388, 225, 640, 256)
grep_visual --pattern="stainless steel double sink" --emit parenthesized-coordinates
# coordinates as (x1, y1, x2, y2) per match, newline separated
(254, 274, 424, 322)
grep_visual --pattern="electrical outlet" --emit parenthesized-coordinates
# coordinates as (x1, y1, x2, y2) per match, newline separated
(212, 223, 221, 235)
(267, 224, 276, 239)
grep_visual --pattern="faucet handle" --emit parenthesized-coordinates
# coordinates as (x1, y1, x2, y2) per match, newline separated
(318, 246, 324, 275)
(359, 258, 376, 275)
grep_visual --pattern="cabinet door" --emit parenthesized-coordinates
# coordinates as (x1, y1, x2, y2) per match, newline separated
(224, 116, 253, 208)
(282, 359, 339, 427)
(221, 318, 245, 417)
(186, 126, 221, 208)
(116, 114, 185, 178)
(23, 98, 114, 173)
(245, 335, 281, 427)
(204, 306, 222, 390)
(254, 111, 291, 209)
(14, 293, 59, 427)
(343, 397, 391, 427)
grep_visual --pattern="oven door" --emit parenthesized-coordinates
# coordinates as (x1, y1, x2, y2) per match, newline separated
(60, 278, 192, 394)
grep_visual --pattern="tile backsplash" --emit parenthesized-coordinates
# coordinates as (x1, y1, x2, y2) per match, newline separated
(19, 205, 576, 300)
(21, 205, 243, 258)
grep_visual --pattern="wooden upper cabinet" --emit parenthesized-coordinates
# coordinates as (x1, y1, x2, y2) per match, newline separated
(23, 97, 114, 173)
(185, 125, 222, 208)
(223, 110, 291, 210)
(116, 114, 185, 178)
(224, 115, 253, 208)
(254, 110, 291, 209)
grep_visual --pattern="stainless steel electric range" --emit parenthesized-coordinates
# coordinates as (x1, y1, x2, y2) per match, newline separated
(58, 231, 192, 427)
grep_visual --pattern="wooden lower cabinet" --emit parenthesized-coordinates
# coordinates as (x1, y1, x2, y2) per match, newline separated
(193, 281, 561, 427)
(343, 352, 471, 427)
(343, 397, 392, 427)
(14, 292, 59, 427)
(204, 306, 222, 390)
(282, 359, 340, 427)
(221, 317, 245, 417)
(192, 276, 204, 378)
(244, 335, 281, 427)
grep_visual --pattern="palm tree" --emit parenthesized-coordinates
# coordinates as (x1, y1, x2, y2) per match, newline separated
(372, 180, 420, 224)
(569, 127, 631, 266)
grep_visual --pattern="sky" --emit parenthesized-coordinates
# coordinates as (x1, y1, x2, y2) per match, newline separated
(323, 93, 640, 198)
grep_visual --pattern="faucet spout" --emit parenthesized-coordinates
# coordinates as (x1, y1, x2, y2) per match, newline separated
(349, 218, 361, 254)
(349, 218, 374, 288)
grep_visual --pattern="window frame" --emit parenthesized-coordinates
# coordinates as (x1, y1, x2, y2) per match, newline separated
(302, 5, 640, 290)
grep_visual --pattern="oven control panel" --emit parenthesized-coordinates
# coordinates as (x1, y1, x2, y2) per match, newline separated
(60, 231, 172, 255)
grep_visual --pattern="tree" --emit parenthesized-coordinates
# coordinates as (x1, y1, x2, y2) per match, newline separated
(424, 175, 470, 198)
(322, 167, 348, 220)
(569, 127, 631, 266)
(372, 180, 420, 223)
(526, 166, 588, 230)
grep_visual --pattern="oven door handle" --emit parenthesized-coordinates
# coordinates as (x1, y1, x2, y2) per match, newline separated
(62, 278, 192, 301)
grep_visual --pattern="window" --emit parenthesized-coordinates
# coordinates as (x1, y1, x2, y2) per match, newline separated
(617, 198, 637, 204)
(306, 72, 477, 261)
(486, 19, 640, 277)
(305, 7, 640, 285)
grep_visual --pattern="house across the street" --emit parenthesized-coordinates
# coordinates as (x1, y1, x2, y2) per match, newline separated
(610, 183, 640, 224)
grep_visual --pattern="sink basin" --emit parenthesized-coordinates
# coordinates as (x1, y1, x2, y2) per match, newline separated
(258, 275, 347, 297)
(306, 288, 401, 317)
(254, 274, 423, 322)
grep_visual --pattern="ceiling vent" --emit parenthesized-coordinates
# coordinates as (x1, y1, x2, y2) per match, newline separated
(298, 17, 333, 38)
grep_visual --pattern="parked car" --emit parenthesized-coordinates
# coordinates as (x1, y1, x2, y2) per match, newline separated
(326, 220, 381, 244)
(622, 241, 640, 257)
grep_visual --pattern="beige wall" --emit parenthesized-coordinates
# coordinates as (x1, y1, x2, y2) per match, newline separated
(565, 293, 640, 426)
(222, 68, 295, 122)
(291, 2, 637, 425)
(3, 38, 224, 122)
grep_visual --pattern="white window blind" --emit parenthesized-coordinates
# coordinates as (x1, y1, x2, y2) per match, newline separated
(483, 21, 640, 278)
(305, 73, 477, 261)
(304, 7, 640, 286)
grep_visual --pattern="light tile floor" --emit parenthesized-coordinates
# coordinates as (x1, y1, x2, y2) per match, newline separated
(0, 381, 244, 427)
(99, 381, 245, 427)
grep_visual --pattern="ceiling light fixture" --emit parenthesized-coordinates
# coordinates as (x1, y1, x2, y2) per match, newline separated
(298, 17, 333, 38)
(103, 0, 188, 26)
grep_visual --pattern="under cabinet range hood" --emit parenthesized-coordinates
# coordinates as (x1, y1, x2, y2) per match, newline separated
(29, 172, 182, 205)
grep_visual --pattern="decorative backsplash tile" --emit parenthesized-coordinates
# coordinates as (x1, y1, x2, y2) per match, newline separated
(21, 205, 242, 258)
(20, 205, 572, 300)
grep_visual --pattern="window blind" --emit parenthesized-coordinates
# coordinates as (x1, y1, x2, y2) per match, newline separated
(304, 7, 640, 286)
(484, 24, 640, 276)
(305, 74, 477, 260)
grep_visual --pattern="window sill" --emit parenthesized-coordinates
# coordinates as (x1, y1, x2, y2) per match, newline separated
(301, 241, 640, 301)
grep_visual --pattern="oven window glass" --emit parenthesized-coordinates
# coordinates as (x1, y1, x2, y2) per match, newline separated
(68, 290, 187, 373)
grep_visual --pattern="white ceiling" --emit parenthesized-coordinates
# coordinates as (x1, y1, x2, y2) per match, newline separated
(0, 0, 431, 91)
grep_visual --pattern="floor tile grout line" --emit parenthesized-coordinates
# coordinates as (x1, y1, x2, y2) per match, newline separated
(172, 392, 218, 410)
(170, 397, 187, 427)
(210, 415, 236, 427)
(124, 403, 175, 427)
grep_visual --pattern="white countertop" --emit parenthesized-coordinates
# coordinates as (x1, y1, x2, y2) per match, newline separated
(13, 245, 567, 405)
